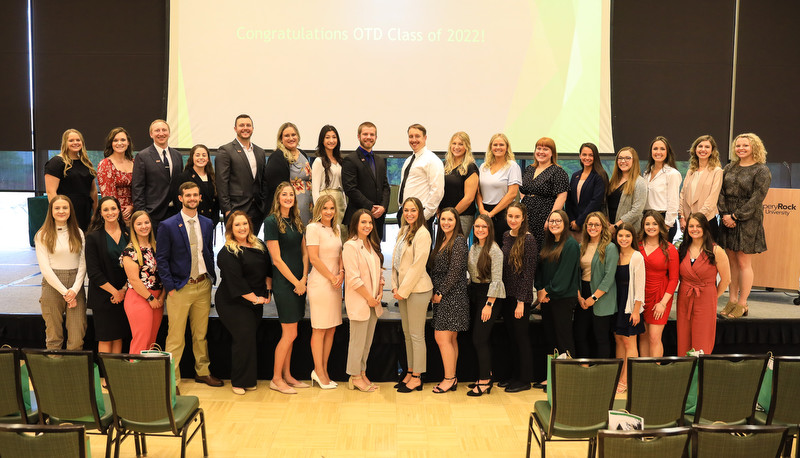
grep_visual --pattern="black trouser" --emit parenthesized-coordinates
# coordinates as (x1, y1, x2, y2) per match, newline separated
(502, 296, 533, 383)
(216, 299, 263, 388)
(541, 296, 577, 358)
(574, 281, 614, 358)
(469, 283, 501, 380)
(483, 203, 509, 246)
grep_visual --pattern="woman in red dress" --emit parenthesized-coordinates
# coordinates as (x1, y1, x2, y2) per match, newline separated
(97, 127, 134, 223)
(676, 213, 730, 355)
(638, 210, 679, 357)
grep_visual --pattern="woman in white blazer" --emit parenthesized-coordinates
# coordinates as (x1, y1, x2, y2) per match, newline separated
(392, 197, 433, 393)
(342, 209, 384, 392)
(612, 222, 645, 394)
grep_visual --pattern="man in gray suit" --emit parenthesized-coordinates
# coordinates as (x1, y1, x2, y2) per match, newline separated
(131, 119, 184, 233)
(216, 114, 268, 233)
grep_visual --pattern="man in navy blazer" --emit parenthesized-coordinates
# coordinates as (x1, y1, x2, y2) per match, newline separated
(215, 114, 268, 233)
(156, 182, 222, 387)
(131, 119, 184, 233)
(342, 121, 391, 240)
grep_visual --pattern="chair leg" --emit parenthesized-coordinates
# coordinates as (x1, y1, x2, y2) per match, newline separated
(104, 428, 113, 458)
(114, 428, 123, 458)
(134, 432, 141, 456)
(587, 437, 596, 458)
(199, 410, 208, 457)
(141, 434, 147, 456)
(527, 415, 533, 458)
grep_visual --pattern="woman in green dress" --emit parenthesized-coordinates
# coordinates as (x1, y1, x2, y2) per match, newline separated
(264, 181, 309, 394)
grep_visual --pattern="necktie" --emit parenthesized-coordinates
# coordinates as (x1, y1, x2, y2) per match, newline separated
(398, 153, 416, 204)
(363, 150, 376, 176)
(161, 149, 171, 174)
(188, 219, 199, 279)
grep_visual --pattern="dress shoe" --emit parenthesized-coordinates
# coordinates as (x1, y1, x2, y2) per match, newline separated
(311, 370, 337, 389)
(232, 387, 246, 395)
(269, 381, 297, 394)
(505, 381, 531, 393)
(397, 374, 422, 393)
(245, 386, 257, 391)
(497, 380, 511, 388)
(288, 380, 310, 389)
(195, 374, 224, 387)
(532, 381, 547, 390)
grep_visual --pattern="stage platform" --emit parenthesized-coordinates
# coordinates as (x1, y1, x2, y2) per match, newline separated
(3, 235, 800, 383)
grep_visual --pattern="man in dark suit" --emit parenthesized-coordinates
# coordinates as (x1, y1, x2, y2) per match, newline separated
(342, 121, 391, 240)
(215, 114, 268, 233)
(131, 119, 184, 233)
(156, 182, 222, 387)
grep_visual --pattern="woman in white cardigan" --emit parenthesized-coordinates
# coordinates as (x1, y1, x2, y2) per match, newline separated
(392, 197, 433, 393)
(35, 195, 87, 350)
(342, 209, 384, 392)
(612, 222, 645, 394)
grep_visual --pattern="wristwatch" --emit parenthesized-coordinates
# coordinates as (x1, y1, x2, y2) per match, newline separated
(591, 294, 598, 302)
(485, 301, 494, 307)
(146, 294, 155, 302)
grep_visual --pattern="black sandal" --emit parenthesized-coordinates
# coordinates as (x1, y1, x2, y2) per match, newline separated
(466, 381, 493, 397)
(432, 376, 457, 393)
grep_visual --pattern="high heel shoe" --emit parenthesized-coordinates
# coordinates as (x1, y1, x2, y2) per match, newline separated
(432, 377, 457, 393)
(397, 374, 422, 393)
(394, 371, 409, 389)
(348, 375, 376, 392)
(718, 301, 737, 318)
(311, 370, 337, 389)
(466, 381, 493, 397)
(726, 302, 749, 318)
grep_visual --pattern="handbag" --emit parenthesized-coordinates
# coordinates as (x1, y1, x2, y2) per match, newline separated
(546, 350, 572, 405)
(140, 343, 177, 407)
(684, 349, 703, 415)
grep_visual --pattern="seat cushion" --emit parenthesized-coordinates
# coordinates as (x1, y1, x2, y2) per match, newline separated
(49, 393, 113, 430)
(121, 395, 200, 434)
(533, 400, 605, 439)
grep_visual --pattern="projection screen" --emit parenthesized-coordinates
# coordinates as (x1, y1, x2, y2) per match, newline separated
(167, 0, 612, 153)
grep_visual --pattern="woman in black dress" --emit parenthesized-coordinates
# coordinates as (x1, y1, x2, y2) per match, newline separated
(216, 211, 273, 395)
(177, 144, 219, 228)
(520, 137, 569, 248)
(85, 196, 129, 354)
(44, 129, 97, 231)
(429, 208, 469, 393)
(717, 133, 772, 318)
(440, 132, 479, 235)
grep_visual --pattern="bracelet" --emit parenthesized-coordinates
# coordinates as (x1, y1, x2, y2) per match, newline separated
(266, 289, 272, 295)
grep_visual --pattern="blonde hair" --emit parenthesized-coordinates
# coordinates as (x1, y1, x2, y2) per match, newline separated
(224, 211, 264, 256)
(608, 147, 641, 196)
(310, 194, 340, 236)
(276, 122, 301, 164)
(730, 133, 768, 164)
(58, 129, 96, 177)
(270, 182, 305, 234)
(483, 133, 514, 170)
(580, 212, 612, 263)
(128, 211, 156, 265)
(444, 131, 475, 176)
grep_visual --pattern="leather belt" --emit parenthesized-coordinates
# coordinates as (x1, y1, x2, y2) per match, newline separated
(187, 273, 207, 284)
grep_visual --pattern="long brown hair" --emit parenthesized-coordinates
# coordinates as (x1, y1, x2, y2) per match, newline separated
(87, 196, 127, 235)
(506, 202, 530, 273)
(644, 136, 677, 174)
(580, 211, 612, 263)
(184, 144, 216, 190)
(224, 211, 264, 256)
(608, 147, 640, 196)
(473, 214, 496, 282)
(678, 213, 716, 265)
(540, 210, 570, 263)
(428, 208, 463, 271)
(348, 209, 384, 265)
(639, 210, 670, 259)
(103, 127, 134, 161)
(399, 197, 426, 245)
(269, 181, 305, 234)
(37, 195, 82, 254)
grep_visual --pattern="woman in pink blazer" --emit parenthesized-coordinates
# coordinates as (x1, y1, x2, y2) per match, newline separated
(342, 209, 384, 392)
(679, 135, 724, 240)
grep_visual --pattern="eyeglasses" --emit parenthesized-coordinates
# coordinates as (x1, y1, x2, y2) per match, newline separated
(586, 223, 602, 228)
(548, 220, 564, 225)
(617, 156, 633, 162)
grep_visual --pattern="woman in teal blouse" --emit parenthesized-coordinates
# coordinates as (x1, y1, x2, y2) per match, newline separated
(574, 211, 618, 358)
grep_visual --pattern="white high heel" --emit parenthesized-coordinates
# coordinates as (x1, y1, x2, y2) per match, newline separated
(311, 370, 338, 389)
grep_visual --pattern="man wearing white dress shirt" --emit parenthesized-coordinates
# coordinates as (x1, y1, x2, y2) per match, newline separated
(397, 124, 444, 230)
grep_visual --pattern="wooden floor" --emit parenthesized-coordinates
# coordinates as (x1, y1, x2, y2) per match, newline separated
(89, 378, 594, 458)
